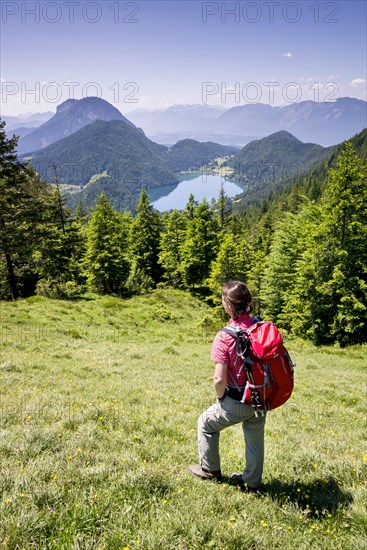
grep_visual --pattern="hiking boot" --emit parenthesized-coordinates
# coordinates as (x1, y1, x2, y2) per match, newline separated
(188, 465, 222, 481)
(230, 473, 260, 493)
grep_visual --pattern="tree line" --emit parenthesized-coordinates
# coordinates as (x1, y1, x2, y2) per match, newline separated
(1, 120, 366, 346)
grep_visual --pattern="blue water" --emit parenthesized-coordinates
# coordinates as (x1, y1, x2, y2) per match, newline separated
(151, 173, 243, 212)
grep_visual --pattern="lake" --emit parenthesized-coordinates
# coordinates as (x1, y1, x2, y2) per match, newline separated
(151, 173, 243, 212)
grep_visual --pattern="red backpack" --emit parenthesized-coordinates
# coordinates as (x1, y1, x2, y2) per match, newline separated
(222, 321, 295, 416)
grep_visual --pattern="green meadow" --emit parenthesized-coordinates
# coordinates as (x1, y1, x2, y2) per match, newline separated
(0, 290, 366, 549)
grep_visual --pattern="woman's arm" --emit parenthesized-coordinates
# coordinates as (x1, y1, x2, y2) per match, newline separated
(214, 362, 228, 400)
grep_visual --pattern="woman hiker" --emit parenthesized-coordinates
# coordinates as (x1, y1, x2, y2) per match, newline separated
(189, 280, 265, 492)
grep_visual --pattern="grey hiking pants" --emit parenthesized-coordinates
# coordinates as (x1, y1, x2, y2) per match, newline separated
(198, 396, 266, 487)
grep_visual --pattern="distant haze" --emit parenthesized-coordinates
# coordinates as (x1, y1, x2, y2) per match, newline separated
(8, 97, 367, 152)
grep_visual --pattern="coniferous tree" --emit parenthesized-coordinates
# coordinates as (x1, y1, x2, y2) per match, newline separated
(207, 232, 247, 300)
(74, 199, 89, 225)
(242, 243, 265, 318)
(158, 209, 186, 287)
(82, 193, 130, 294)
(279, 207, 323, 340)
(283, 143, 367, 345)
(317, 142, 366, 344)
(128, 189, 162, 291)
(262, 201, 319, 326)
(117, 211, 133, 252)
(0, 120, 54, 299)
(181, 199, 219, 288)
(185, 193, 198, 221)
(35, 188, 86, 294)
(215, 183, 232, 230)
(244, 212, 274, 318)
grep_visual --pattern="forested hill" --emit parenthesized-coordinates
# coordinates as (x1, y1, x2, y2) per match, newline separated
(226, 131, 334, 206)
(68, 139, 237, 211)
(268, 127, 367, 215)
(233, 128, 367, 227)
(21, 121, 239, 210)
(229, 129, 366, 215)
(22, 119, 177, 192)
(166, 139, 237, 171)
(232, 128, 367, 235)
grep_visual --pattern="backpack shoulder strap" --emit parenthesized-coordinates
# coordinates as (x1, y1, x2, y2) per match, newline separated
(222, 325, 250, 357)
(221, 325, 239, 337)
(221, 325, 253, 380)
(219, 326, 244, 391)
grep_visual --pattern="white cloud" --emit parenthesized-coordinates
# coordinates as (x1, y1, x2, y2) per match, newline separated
(299, 76, 316, 83)
(351, 78, 366, 87)
(282, 52, 293, 58)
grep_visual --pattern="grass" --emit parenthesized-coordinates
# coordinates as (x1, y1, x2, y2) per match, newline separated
(0, 289, 366, 549)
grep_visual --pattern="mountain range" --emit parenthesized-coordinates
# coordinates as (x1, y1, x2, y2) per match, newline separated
(18, 99, 237, 211)
(2, 111, 54, 130)
(16, 98, 132, 154)
(3, 95, 365, 212)
(127, 98, 367, 147)
(23, 127, 336, 213)
(2, 111, 54, 140)
(6, 96, 366, 154)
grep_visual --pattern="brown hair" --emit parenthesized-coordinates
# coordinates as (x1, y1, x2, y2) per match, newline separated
(222, 280, 252, 319)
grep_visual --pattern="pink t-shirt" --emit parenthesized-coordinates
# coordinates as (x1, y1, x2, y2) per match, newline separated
(210, 314, 254, 387)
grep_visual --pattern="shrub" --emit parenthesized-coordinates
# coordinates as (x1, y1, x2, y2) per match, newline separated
(36, 278, 84, 299)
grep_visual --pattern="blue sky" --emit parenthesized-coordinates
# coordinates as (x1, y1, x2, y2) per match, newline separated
(1, 0, 366, 116)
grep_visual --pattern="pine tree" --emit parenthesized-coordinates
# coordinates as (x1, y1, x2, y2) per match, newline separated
(319, 142, 367, 344)
(82, 193, 130, 294)
(35, 188, 85, 287)
(244, 212, 274, 318)
(283, 143, 367, 345)
(185, 193, 198, 221)
(0, 120, 54, 299)
(74, 199, 89, 225)
(128, 189, 162, 291)
(245, 242, 266, 319)
(215, 183, 232, 230)
(158, 209, 186, 287)
(117, 211, 133, 253)
(262, 201, 319, 326)
(181, 199, 219, 288)
(207, 232, 247, 299)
